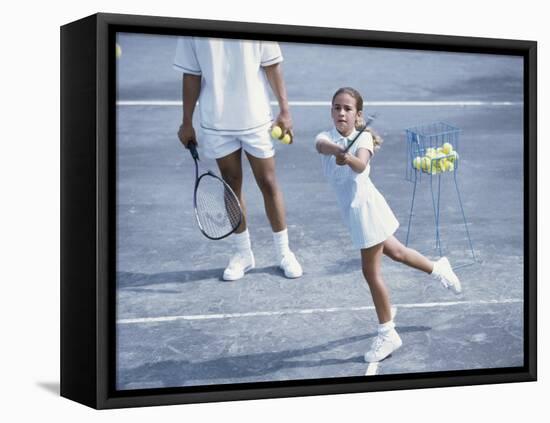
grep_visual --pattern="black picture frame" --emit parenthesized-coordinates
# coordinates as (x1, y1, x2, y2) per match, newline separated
(60, 12, 537, 409)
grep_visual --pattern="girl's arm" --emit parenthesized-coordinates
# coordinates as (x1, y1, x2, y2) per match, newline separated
(316, 138, 344, 156)
(335, 148, 372, 173)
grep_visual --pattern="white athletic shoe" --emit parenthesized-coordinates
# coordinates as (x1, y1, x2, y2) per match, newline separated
(433, 257, 462, 294)
(279, 251, 303, 278)
(364, 329, 403, 363)
(223, 251, 255, 281)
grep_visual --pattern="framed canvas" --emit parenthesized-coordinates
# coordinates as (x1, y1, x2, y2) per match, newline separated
(60, 12, 537, 409)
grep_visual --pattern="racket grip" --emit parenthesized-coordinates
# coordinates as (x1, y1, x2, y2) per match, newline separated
(187, 142, 199, 160)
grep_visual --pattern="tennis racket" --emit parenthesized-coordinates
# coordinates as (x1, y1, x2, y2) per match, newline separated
(187, 143, 243, 240)
(344, 113, 377, 152)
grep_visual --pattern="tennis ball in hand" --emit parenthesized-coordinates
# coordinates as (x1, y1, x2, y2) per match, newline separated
(116, 43, 122, 59)
(281, 133, 292, 144)
(442, 142, 453, 155)
(271, 125, 283, 139)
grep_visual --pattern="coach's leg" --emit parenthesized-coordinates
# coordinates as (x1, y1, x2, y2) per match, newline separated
(216, 149, 247, 233)
(245, 153, 286, 232)
(246, 153, 302, 278)
(217, 149, 255, 281)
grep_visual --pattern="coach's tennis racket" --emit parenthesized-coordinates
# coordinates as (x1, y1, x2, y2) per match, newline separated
(344, 113, 377, 153)
(187, 143, 243, 240)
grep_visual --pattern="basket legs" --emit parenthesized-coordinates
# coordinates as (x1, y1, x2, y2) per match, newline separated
(453, 171, 477, 262)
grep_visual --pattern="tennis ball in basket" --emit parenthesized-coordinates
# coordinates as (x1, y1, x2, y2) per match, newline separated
(447, 161, 455, 172)
(271, 125, 283, 139)
(116, 43, 122, 59)
(439, 158, 448, 172)
(426, 148, 436, 158)
(413, 156, 422, 170)
(281, 133, 292, 144)
(442, 142, 453, 155)
(448, 151, 459, 162)
(421, 157, 431, 172)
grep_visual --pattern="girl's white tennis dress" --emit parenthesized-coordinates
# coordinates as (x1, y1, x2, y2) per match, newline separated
(316, 127, 399, 249)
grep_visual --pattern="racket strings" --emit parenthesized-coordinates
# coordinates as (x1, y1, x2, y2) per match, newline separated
(195, 175, 241, 238)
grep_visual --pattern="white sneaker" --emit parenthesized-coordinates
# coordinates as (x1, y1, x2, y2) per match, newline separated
(279, 251, 303, 278)
(433, 257, 462, 294)
(364, 329, 403, 363)
(223, 251, 255, 281)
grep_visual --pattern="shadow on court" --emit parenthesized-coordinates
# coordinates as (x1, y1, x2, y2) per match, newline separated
(119, 326, 429, 389)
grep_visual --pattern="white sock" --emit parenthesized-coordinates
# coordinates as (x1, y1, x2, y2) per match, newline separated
(233, 229, 252, 254)
(273, 228, 291, 261)
(431, 259, 441, 278)
(378, 320, 395, 334)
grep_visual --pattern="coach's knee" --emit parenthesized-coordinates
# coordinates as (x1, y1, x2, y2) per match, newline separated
(220, 170, 242, 190)
(256, 173, 278, 197)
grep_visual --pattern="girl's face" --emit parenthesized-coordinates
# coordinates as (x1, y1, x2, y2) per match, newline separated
(331, 93, 363, 137)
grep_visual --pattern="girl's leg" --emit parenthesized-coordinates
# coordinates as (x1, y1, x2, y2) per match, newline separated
(361, 243, 392, 323)
(361, 243, 403, 362)
(382, 235, 433, 273)
(382, 235, 462, 293)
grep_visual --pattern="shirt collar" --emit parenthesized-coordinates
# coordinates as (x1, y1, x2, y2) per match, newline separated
(332, 127, 358, 142)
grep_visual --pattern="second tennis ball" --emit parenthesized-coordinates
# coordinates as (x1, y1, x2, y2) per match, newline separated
(271, 125, 282, 139)
(281, 133, 292, 144)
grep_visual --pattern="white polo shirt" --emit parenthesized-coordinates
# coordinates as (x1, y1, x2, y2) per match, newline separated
(174, 37, 283, 135)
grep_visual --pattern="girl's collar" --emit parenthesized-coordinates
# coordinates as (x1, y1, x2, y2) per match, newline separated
(332, 127, 358, 140)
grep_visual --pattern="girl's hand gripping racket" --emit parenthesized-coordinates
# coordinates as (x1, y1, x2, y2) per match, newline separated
(187, 143, 243, 240)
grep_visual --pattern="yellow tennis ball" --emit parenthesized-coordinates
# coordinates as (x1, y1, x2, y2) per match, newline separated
(425, 148, 436, 158)
(413, 156, 422, 170)
(421, 157, 431, 172)
(447, 161, 455, 172)
(281, 133, 292, 144)
(270, 125, 282, 139)
(439, 158, 448, 172)
(442, 142, 453, 155)
(116, 43, 122, 59)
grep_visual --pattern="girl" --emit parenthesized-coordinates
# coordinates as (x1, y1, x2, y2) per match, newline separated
(315, 87, 461, 363)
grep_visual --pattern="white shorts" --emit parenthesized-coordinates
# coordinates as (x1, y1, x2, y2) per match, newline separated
(200, 129, 274, 160)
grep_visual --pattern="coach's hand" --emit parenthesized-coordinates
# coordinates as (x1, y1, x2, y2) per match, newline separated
(178, 123, 197, 148)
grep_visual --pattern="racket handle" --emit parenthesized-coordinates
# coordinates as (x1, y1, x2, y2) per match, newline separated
(187, 142, 199, 160)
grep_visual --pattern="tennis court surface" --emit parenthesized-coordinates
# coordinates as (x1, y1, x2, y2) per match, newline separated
(115, 34, 524, 389)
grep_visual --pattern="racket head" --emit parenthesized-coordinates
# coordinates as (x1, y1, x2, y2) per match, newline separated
(193, 172, 243, 240)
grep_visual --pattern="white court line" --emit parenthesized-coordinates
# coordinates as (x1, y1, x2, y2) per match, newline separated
(365, 362, 379, 376)
(117, 298, 523, 325)
(116, 100, 522, 107)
